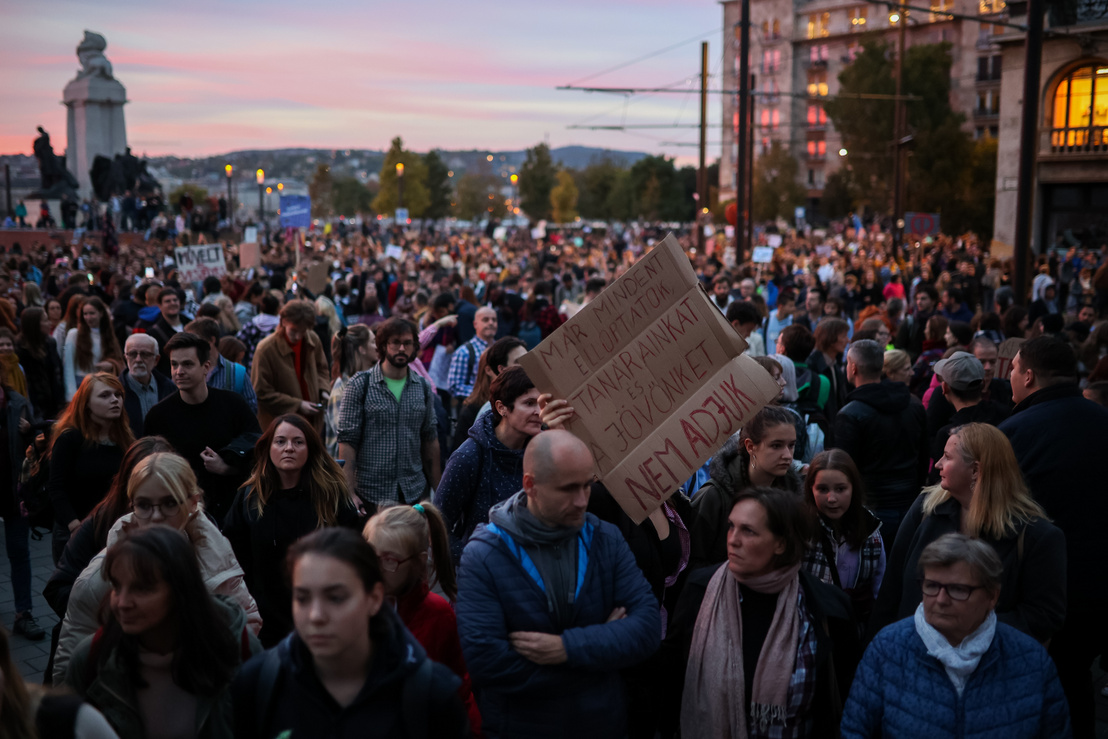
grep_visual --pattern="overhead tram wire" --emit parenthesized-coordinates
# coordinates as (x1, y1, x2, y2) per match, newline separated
(565, 27, 723, 87)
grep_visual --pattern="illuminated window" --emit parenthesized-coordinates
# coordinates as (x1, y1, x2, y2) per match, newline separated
(1051, 64, 1108, 148)
(807, 70, 829, 97)
(762, 20, 770, 38)
(930, 0, 953, 21)
(979, 0, 1006, 13)
(807, 105, 828, 126)
(807, 12, 830, 38)
(773, 19, 781, 36)
(850, 6, 868, 28)
(806, 140, 828, 158)
(809, 44, 829, 62)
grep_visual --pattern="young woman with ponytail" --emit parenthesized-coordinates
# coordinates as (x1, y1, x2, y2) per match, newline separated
(364, 502, 481, 736)
(324, 324, 375, 457)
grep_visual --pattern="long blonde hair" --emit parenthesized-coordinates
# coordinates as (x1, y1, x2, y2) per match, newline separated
(922, 423, 1045, 539)
(128, 452, 202, 507)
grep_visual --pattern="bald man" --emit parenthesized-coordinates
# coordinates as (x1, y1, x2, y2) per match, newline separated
(456, 430, 660, 739)
(448, 305, 497, 399)
(120, 332, 175, 436)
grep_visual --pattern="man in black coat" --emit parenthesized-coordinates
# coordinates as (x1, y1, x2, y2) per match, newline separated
(833, 339, 928, 551)
(135, 287, 192, 376)
(1000, 335, 1108, 739)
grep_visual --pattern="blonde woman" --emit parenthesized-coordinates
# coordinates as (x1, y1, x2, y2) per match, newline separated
(871, 423, 1066, 644)
(223, 414, 363, 646)
(53, 451, 260, 683)
(883, 349, 912, 385)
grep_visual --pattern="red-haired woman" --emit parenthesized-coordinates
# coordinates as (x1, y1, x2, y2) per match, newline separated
(45, 372, 134, 563)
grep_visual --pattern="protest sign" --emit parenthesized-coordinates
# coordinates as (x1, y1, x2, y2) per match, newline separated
(752, 246, 774, 263)
(518, 234, 780, 523)
(385, 244, 404, 261)
(279, 195, 311, 229)
(174, 244, 227, 284)
(767, 234, 783, 248)
(244, 227, 257, 244)
(239, 242, 260, 270)
(306, 261, 329, 294)
(996, 338, 1023, 386)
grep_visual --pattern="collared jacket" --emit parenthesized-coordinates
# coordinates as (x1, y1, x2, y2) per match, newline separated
(53, 512, 262, 684)
(1000, 383, 1108, 609)
(870, 495, 1066, 644)
(119, 368, 175, 437)
(65, 595, 260, 739)
(250, 327, 330, 430)
(841, 617, 1071, 738)
(456, 514, 660, 739)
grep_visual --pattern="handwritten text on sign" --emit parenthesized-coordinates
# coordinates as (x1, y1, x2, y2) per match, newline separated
(175, 244, 228, 285)
(518, 234, 780, 523)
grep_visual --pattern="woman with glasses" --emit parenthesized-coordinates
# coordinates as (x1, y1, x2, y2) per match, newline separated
(364, 502, 482, 735)
(871, 423, 1066, 645)
(53, 452, 260, 684)
(843, 534, 1071, 738)
(224, 414, 363, 647)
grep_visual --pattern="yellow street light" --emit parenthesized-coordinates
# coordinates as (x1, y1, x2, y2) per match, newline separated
(266, 187, 272, 194)
(510, 174, 518, 184)
(395, 162, 404, 176)
(277, 182, 284, 191)
(256, 168, 264, 185)
(225, 164, 233, 178)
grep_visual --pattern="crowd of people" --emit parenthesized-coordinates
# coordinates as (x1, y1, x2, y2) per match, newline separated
(0, 219, 1104, 738)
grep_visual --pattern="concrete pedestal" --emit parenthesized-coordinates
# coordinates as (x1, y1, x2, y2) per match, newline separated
(63, 74, 127, 199)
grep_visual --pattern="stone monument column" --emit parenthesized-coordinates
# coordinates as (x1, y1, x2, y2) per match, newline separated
(63, 31, 127, 198)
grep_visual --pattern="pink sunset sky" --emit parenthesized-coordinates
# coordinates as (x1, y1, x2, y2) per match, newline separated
(0, 0, 723, 160)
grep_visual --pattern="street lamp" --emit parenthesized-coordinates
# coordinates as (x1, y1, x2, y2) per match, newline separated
(510, 174, 518, 214)
(395, 162, 405, 214)
(256, 168, 265, 243)
(224, 164, 233, 227)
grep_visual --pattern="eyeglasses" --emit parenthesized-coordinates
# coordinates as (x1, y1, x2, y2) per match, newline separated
(132, 499, 181, 519)
(378, 553, 417, 572)
(918, 578, 982, 601)
(125, 351, 156, 360)
(387, 340, 415, 350)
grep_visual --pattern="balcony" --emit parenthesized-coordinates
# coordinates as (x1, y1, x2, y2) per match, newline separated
(974, 108, 1000, 118)
(1048, 126, 1108, 155)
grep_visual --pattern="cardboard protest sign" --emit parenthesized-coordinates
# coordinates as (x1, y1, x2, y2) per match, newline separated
(518, 234, 780, 523)
(175, 244, 227, 284)
(306, 261, 329, 295)
(239, 242, 260, 270)
(996, 338, 1023, 386)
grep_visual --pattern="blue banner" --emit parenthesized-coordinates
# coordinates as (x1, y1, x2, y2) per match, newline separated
(279, 195, 311, 229)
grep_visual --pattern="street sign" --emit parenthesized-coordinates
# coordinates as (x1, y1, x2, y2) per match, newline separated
(279, 195, 311, 229)
(904, 212, 941, 236)
(395, 208, 409, 222)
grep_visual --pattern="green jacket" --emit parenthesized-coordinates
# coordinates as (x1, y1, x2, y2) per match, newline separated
(65, 595, 260, 739)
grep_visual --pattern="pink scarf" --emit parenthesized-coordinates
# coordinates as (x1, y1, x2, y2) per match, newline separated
(681, 562, 803, 739)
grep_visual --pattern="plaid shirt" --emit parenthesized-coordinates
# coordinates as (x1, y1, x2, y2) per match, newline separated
(447, 336, 488, 398)
(206, 355, 258, 414)
(336, 364, 436, 506)
(802, 516, 884, 594)
(753, 586, 820, 739)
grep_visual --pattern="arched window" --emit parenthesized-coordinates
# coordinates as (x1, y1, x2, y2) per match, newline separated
(1051, 63, 1108, 152)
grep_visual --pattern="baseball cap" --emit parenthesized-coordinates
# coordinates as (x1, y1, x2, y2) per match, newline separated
(933, 351, 984, 391)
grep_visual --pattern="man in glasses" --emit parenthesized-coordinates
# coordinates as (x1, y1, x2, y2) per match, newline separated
(337, 317, 440, 514)
(843, 534, 1069, 738)
(119, 333, 174, 436)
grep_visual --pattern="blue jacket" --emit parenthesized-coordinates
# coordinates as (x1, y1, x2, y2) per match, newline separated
(456, 514, 660, 739)
(434, 412, 526, 564)
(841, 617, 1071, 739)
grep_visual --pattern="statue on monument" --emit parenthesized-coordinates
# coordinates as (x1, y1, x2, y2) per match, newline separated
(90, 147, 162, 202)
(32, 126, 79, 200)
(75, 31, 115, 80)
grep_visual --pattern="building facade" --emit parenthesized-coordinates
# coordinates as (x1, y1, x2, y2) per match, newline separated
(720, 0, 1010, 218)
(992, 3, 1108, 252)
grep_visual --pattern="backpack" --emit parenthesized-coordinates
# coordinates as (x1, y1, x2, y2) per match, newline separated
(18, 431, 53, 537)
(791, 372, 831, 453)
(518, 321, 542, 350)
(254, 635, 435, 738)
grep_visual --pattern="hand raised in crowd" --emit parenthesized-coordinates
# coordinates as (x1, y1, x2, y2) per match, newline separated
(200, 446, 233, 475)
(537, 393, 575, 431)
(299, 400, 321, 416)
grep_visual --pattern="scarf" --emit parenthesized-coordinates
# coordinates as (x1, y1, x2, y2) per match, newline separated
(681, 562, 803, 739)
(913, 603, 996, 696)
(0, 355, 27, 398)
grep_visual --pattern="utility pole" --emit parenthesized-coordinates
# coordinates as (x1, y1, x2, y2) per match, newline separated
(698, 41, 708, 253)
(892, 5, 908, 260)
(1013, 0, 1044, 306)
(747, 74, 756, 257)
(735, 0, 751, 264)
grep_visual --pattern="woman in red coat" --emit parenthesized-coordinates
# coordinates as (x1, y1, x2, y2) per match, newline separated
(364, 502, 482, 737)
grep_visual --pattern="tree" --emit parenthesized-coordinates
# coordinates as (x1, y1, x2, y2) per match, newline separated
(519, 143, 556, 221)
(373, 137, 430, 218)
(577, 158, 623, 220)
(423, 149, 453, 221)
(168, 184, 208, 213)
(820, 169, 856, 219)
(628, 155, 685, 221)
(308, 163, 334, 218)
(752, 142, 806, 222)
(332, 176, 374, 216)
(455, 173, 506, 221)
(550, 170, 579, 223)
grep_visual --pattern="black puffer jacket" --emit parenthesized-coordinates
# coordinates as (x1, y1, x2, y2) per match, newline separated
(832, 380, 928, 512)
(688, 435, 803, 570)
